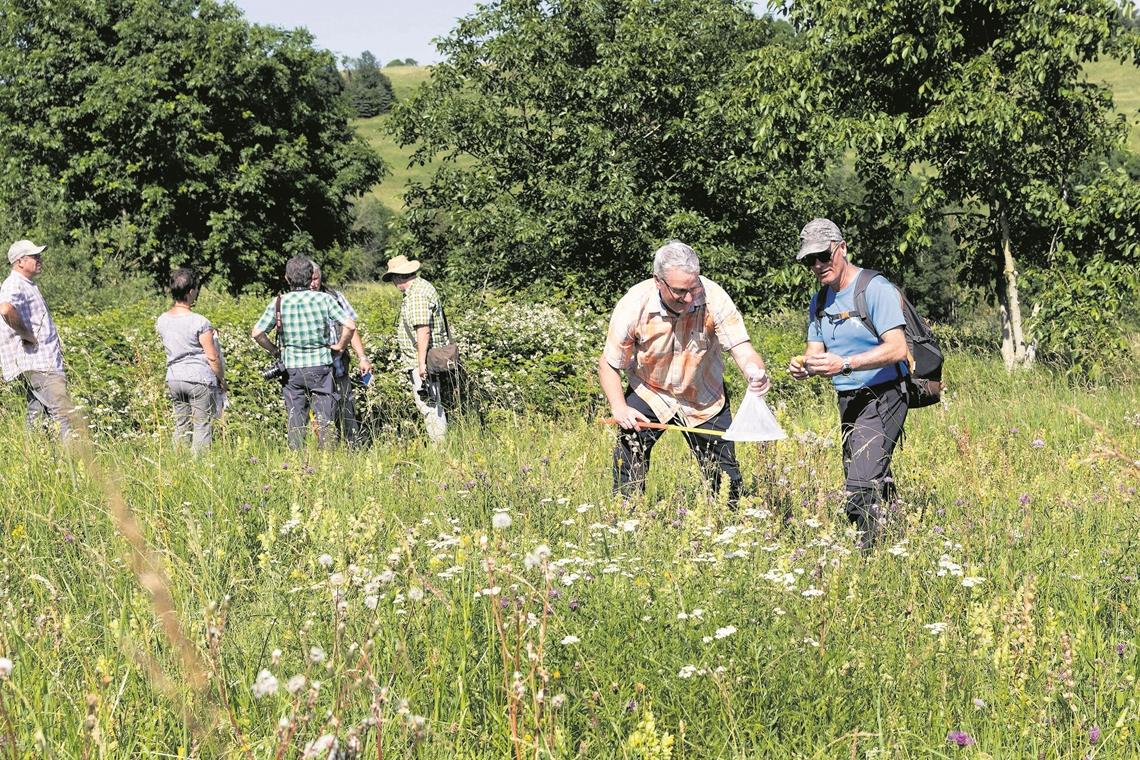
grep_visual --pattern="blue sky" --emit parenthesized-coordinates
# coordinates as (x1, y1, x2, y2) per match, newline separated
(228, 0, 773, 65)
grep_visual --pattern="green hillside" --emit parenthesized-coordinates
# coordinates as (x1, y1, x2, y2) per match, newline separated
(1085, 58, 1140, 154)
(357, 61, 1140, 212)
(352, 66, 441, 211)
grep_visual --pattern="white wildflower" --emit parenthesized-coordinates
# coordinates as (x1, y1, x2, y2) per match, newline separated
(804, 518, 822, 529)
(407, 586, 425, 602)
(286, 675, 307, 694)
(961, 576, 986, 587)
(678, 664, 698, 679)
(524, 544, 551, 570)
(492, 512, 513, 530)
(887, 544, 909, 557)
(714, 625, 737, 640)
(924, 622, 949, 635)
(802, 587, 824, 598)
(317, 554, 333, 568)
(328, 572, 347, 588)
(309, 646, 326, 664)
(560, 635, 580, 646)
(621, 519, 639, 533)
(252, 669, 278, 699)
(364, 595, 379, 610)
(0, 657, 12, 679)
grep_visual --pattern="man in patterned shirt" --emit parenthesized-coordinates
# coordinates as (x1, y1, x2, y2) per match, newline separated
(310, 262, 372, 445)
(382, 255, 449, 442)
(0, 240, 80, 439)
(599, 240, 771, 506)
(252, 256, 356, 450)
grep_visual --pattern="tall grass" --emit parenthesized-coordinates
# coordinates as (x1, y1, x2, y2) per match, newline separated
(0, 355, 1137, 757)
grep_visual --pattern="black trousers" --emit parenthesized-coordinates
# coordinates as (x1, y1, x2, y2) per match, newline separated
(613, 388, 742, 505)
(837, 379, 908, 540)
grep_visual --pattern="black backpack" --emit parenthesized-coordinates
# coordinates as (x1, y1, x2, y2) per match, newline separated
(814, 269, 944, 408)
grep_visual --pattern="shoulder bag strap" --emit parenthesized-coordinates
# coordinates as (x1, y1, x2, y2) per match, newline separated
(437, 297, 453, 345)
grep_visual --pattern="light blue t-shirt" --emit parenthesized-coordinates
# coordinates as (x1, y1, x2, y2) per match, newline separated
(807, 270, 908, 391)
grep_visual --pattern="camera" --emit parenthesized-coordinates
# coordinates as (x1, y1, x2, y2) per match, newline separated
(261, 359, 287, 382)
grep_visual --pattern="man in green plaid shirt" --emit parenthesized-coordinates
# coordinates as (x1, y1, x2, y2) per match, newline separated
(383, 255, 449, 442)
(252, 256, 355, 449)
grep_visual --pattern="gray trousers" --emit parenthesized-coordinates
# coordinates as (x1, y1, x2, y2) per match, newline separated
(167, 380, 215, 454)
(283, 365, 334, 450)
(837, 379, 908, 546)
(20, 370, 78, 439)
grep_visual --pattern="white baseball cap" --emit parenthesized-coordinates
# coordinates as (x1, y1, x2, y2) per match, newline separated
(7, 240, 46, 264)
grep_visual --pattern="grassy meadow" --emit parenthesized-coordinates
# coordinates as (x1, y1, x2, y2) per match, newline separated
(1, 352, 1138, 757)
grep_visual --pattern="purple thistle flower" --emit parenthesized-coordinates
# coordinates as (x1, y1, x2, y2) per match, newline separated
(240, 502, 252, 512)
(1117, 642, 1127, 657)
(1018, 493, 1031, 506)
(568, 599, 581, 612)
(548, 588, 561, 600)
(946, 731, 975, 747)
(1089, 725, 1101, 745)
(1031, 438, 1045, 448)
(625, 698, 638, 713)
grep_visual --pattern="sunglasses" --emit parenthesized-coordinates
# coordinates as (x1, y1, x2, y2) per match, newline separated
(799, 246, 835, 267)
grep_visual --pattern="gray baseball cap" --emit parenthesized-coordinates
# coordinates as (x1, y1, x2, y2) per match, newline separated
(797, 218, 844, 260)
(7, 240, 46, 264)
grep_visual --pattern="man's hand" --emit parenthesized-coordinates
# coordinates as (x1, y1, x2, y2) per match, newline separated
(805, 352, 845, 378)
(746, 367, 770, 395)
(418, 362, 428, 380)
(788, 354, 810, 381)
(358, 358, 373, 376)
(612, 403, 651, 431)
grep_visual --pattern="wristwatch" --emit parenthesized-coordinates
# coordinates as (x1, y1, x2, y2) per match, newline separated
(841, 357, 853, 376)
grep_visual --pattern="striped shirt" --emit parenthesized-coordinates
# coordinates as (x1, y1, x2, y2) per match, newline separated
(602, 277, 751, 426)
(396, 278, 448, 371)
(0, 271, 65, 382)
(254, 290, 350, 369)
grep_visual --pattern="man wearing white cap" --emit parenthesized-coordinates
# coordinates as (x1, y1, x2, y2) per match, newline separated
(0, 240, 79, 438)
(382, 254, 450, 442)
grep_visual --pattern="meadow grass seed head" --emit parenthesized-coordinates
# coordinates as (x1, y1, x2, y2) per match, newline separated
(492, 512, 513, 530)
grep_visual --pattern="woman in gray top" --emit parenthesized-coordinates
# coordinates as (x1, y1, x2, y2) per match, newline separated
(155, 268, 225, 453)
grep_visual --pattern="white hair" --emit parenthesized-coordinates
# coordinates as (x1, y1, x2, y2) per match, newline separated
(652, 240, 700, 278)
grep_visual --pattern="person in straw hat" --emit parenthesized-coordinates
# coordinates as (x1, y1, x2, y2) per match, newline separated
(0, 239, 80, 439)
(382, 254, 449, 442)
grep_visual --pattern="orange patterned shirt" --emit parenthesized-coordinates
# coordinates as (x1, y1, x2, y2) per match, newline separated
(602, 277, 751, 426)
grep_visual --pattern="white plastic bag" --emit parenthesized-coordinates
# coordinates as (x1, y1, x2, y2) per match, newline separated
(724, 365, 785, 442)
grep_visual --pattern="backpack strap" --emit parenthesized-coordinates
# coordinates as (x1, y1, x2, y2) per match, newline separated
(850, 268, 881, 341)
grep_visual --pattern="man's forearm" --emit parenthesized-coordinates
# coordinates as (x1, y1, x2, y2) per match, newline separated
(0, 305, 34, 343)
(252, 331, 278, 356)
(415, 325, 429, 370)
(597, 358, 628, 410)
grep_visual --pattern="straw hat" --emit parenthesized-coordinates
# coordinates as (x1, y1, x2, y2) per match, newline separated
(381, 255, 421, 281)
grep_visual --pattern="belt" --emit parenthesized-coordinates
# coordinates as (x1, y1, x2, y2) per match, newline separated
(836, 378, 906, 398)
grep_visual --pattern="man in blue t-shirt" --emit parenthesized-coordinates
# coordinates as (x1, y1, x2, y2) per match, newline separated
(787, 218, 910, 551)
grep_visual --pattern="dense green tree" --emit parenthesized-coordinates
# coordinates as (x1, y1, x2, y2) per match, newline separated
(0, 0, 384, 292)
(783, 0, 1140, 369)
(388, 0, 832, 303)
(347, 50, 395, 117)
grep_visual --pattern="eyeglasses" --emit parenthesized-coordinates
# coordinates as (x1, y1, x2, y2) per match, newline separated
(656, 276, 701, 300)
(799, 245, 835, 267)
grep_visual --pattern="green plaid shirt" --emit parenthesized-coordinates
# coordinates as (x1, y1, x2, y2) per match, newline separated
(396, 277, 449, 371)
(255, 290, 350, 369)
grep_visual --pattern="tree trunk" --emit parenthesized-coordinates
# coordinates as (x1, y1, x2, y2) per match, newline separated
(998, 210, 1033, 370)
